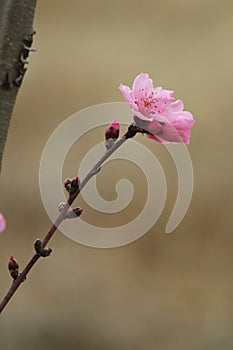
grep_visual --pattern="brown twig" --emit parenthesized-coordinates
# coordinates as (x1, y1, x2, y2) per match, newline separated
(0, 199, 73, 314)
(0, 124, 140, 314)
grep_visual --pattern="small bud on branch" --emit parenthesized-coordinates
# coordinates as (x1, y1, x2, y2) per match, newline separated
(34, 239, 52, 257)
(58, 202, 83, 219)
(8, 256, 19, 280)
(105, 119, 120, 150)
(64, 176, 80, 195)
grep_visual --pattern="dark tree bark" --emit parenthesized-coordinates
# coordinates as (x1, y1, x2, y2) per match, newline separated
(0, 0, 37, 173)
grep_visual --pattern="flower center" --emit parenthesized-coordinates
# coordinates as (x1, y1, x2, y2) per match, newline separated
(135, 89, 170, 114)
(139, 91, 159, 110)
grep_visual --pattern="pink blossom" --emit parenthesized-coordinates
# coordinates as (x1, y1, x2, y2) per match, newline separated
(119, 73, 195, 144)
(0, 212, 6, 233)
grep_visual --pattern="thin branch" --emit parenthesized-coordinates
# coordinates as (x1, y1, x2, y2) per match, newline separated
(0, 0, 37, 173)
(0, 124, 140, 314)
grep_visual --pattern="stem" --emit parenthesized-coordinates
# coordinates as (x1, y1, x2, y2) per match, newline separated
(0, 134, 129, 314)
(80, 136, 127, 190)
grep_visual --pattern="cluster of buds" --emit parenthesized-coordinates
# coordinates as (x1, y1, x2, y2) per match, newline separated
(8, 256, 19, 280)
(64, 176, 80, 195)
(34, 239, 52, 257)
(105, 119, 120, 150)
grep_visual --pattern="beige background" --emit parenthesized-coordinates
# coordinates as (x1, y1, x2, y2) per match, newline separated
(0, 0, 233, 349)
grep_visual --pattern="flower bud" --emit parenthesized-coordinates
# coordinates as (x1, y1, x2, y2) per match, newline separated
(64, 207, 83, 219)
(64, 176, 80, 195)
(105, 119, 120, 149)
(70, 176, 80, 193)
(8, 256, 19, 280)
(64, 178, 72, 192)
(34, 239, 52, 257)
(72, 207, 83, 217)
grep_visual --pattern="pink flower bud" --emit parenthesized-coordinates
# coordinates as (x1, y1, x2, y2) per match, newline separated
(72, 207, 83, 217)
(105, 119, 120, 140)
(105, 119, 120, 149)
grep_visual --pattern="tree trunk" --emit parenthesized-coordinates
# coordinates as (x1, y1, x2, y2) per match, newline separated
(0, 0, 37, 173)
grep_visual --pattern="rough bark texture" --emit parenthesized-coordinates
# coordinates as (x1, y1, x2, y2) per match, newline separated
(0, 0, 37, 173)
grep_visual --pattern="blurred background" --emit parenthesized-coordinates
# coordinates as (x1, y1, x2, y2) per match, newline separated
(0, 0, 233, 349)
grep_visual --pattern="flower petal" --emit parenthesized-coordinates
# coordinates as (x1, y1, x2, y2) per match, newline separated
(146, 133, 164, 143)
(134, 110, 153, 121)
(132, 73, 153, 93)
(0, 213, 6, 233)
(167, 99, 184, 112)
(119, 84, 135, 106)
(162, 122, 193, 143)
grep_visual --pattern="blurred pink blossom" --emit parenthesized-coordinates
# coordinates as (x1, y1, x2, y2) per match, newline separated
(119, 73, 195, 144)
(0, 213, 6, 233)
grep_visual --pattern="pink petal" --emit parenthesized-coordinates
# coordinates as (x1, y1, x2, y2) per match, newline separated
(132, 73, 153, 93)
(146, 133, 164, 143)
(119, 84, 135, 108)
(173, 117, 195, 129)
(178, 129, 191, 144)
(161, 122, 192, 143)
(167, 99, 184, 112)
(162, 124, 185, 143)
(178, 111, 195, 123)
(147, 119, 193, 144)
(148, 120, 162, 133)
(154, 87, 174, 103)
(151, 112, 171, 123)
(134, 110, 154, 121)
(0, 213, 6, 233)
(108, 119, 120, 130)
